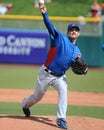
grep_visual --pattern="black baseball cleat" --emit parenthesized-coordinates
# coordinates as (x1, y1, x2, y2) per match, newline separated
(22, 108, 30, 117)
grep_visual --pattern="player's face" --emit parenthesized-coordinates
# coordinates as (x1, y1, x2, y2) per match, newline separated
(67, 27, 80, 41)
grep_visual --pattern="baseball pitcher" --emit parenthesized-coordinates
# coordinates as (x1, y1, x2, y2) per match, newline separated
(22, 2, 88, 129)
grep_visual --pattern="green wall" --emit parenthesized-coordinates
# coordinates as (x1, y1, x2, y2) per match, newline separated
(101, 21, 104, 67)
(77, 22, 104, 67)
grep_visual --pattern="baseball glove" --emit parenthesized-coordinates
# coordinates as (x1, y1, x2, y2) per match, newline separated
(71, 57, 88, 75)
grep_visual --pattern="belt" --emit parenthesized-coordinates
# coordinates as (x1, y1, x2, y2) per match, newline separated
(44, 69, 62, 77)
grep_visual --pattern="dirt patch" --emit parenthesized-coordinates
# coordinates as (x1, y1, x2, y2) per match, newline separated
(0, 115, 104, 130)
(0, 88, 104, 106)
(0, 88, 104, 130)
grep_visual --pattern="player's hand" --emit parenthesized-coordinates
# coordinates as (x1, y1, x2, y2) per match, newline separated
(39, 3, 47, 14)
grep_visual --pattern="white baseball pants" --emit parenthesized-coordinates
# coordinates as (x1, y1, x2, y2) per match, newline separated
(22, 65, 68, 119)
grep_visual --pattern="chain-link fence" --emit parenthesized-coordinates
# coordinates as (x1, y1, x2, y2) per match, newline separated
(0, 15, 103, 35)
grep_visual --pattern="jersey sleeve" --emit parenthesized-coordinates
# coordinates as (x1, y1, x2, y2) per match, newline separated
(71, 45, 82, 62)
(42, 13, 58, 39)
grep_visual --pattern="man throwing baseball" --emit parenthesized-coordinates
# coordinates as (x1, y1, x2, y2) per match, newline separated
(22, 3, 88, 129)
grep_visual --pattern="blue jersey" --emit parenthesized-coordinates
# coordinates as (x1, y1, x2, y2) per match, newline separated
(42, 13, 81, 75)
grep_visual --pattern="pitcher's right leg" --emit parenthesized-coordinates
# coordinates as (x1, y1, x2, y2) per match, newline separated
(22, 75, 48, 117)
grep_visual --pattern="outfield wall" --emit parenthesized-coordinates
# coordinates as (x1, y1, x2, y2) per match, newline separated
(0, 29, 49, 64)
(0, 15, 104, 67)
(77, 19, 104, 67)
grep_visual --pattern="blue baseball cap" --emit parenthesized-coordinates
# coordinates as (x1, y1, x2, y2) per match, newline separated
(67, 23, 80, 32)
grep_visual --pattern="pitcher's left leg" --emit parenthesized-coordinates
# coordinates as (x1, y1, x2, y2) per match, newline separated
(52, 75, 68, 129)
(52, 75, 68, 119)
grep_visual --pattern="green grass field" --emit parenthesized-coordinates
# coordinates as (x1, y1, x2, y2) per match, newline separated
(0, 65, 104, 119)
(0, 103, 104, 119)
(0, 65, 104, 92)
(3, 0, 104, 16)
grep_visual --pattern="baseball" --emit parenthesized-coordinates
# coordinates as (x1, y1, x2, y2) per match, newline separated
(38, 0, 45, 4)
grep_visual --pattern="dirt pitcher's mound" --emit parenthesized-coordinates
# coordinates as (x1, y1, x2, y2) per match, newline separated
(0, 115, 104, 130)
